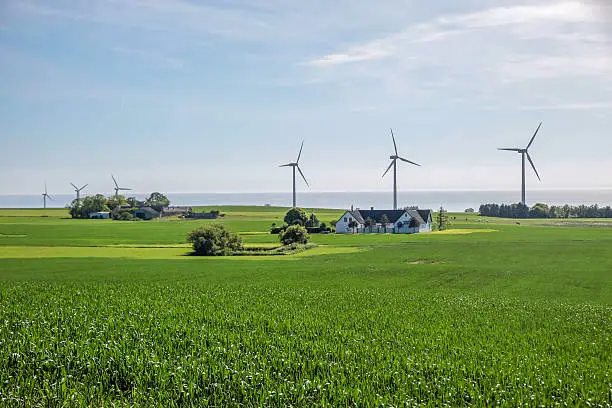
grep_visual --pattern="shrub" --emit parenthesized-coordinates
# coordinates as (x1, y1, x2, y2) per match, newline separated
(284, 208, 307, 226)
(279, 225, 310, 246)
(187, 225, 243, 256)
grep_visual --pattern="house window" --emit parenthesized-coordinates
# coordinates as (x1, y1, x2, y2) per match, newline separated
(344, 217, 347, 222)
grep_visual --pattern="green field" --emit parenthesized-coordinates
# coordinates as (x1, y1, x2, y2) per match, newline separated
(1, 207, 611, 407)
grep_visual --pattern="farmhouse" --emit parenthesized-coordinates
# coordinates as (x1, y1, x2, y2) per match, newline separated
(335, 208, 432, 234)
(161, 206, 192, 217)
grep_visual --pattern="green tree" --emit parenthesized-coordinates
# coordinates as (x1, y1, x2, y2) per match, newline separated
(436, 206, 449, 231)
(187, 225, 243, 256)
(364, 217, 376, 233)
(279, 224, 310, 246)
(126, 197, 138, 208)
(380, 214, 390, 233)
(106, 195, 127, 211)
(146, 192, 170, 212)
(69, 194, 109, 219)
(305, 212, 320, 228)
(284, 208, 307, 226)
(348, 220, 359, 234)
(529, 203, 550, 218)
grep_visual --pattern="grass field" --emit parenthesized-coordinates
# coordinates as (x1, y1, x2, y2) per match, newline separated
(1, 207, 611, 406)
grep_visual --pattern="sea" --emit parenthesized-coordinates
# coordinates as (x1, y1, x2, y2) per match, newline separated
(2, 190, 612, 212)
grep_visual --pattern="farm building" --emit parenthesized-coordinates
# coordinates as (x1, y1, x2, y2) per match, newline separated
(134, 207, 160, 220)
(89, 211, 110, 219)
(335, 208, 432, 234)
(161, 206, 192, 217)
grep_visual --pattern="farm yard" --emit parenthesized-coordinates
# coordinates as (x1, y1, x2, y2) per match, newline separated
(0, 207, 611, 406)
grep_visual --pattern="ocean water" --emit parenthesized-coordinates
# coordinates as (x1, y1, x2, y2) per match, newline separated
(2, 190, 612, 212)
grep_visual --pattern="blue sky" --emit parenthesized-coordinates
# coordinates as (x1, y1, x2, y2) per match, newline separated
(1, 0, 611, 195)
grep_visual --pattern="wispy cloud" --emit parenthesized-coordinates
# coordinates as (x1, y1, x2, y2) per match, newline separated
(522, 102, 612, 111)
(307, 2, 601, 67)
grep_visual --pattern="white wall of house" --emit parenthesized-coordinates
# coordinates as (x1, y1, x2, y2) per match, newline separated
(335, 211, 359, 234)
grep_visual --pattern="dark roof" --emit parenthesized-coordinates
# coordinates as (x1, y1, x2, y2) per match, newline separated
(357, 210, 407, 224)
(136, 207, 160, 216)
(417, 210, 432, 222)
(406, 210, 425, 226)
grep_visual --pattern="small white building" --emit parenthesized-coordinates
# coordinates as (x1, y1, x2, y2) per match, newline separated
(89, 211, 110, 219)
(335, 208, 432, 234)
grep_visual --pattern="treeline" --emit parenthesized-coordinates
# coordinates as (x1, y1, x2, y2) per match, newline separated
(479, 203, 612, 219)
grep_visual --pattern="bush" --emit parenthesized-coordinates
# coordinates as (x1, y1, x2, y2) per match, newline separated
(187, 225, 243, 256)
(279, 225, 310, 246)
(284, 208, 307, 226)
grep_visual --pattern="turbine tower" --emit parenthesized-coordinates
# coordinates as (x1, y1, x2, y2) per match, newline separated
(498, 122, 542, 205)
(382, 129, 420, 210)
(70, 183, 88, 203)
(279, 141, 309, 208)
(41, 183, 53, 209)
(111, 174, 132, 198)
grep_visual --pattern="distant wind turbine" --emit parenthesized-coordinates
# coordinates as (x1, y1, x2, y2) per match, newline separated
(382, 129, 420, 210)
(498, 122, 542, 205)
(279, 141, 309, 208)
(70, 183, 88, 203)
(111, 174, 131, 198)
(41, 183, 53, 209)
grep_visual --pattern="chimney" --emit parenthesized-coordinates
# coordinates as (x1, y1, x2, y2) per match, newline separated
(351, 204, 354, 211)
(371, 206, 374, 211)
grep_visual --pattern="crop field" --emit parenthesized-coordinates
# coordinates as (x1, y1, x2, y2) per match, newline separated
(0, 207, 611, 406)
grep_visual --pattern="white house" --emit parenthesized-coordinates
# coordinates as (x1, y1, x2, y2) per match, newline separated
(335, 208, 432, 234)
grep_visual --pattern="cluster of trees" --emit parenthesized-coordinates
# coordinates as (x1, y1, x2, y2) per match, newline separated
(188, 222, 310, 256)
(272, 208, 332, 234)
(68, 192, 170, 219)
(479, 203, 612, 219)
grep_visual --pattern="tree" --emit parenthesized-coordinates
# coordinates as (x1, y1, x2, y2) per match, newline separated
(69, 194, 109, 219)
(146, 192, 170, 212)
(106, 195, 127, 211)
(126, 197, 138, 208)
(187, 225, 243, 256)
(348, 220, 359, 234)
(364, 217, 376, 233)
(436, 206, 449, 231)
(529, 203, 550, 218)
(380, 214, 390, 233)
(465, 208, 475, 213)
(305, 212, 320, 228)
(284, 208, 307, 226)
(279, 225, 310, 246)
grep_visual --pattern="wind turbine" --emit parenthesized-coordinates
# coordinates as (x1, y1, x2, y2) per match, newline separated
(41, 183, 53, 209)
(498, 122, 542, 205)
(70, 183, 88, 203)
(111, 174, 131, 198)
(382, 129, 420, 210)
(279, 141, 309, 208)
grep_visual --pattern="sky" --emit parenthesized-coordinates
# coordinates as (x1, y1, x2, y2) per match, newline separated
(1, 0, 611, 195)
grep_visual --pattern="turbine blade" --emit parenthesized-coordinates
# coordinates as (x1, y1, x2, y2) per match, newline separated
(70, 182, 78, 190)
(279, 163, 293, 167)
(296, 140, 304, 163)
(112, 174, 119, 188)
(119, 187, 132, 191)
(382, 160, 394, 178)
(45, 182, 47, 194)
(297, 165, 309, 187)
(498, 148, 521, 151)
(398, 156, 421, 166)
(526, 122, 542, 149)
(47, 195, 54, 201)
(390, 128, 398, 156)
(81, 184, 88, 190)
(526, 152, 541, 181)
